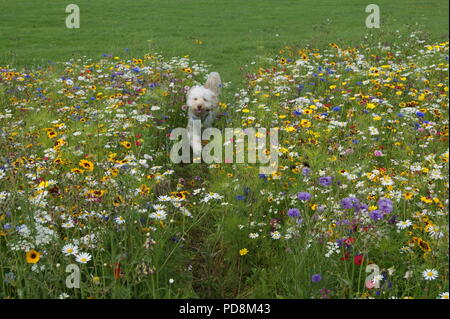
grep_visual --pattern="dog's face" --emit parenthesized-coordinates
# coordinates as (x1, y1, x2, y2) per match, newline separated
(186, 86, 218, 117)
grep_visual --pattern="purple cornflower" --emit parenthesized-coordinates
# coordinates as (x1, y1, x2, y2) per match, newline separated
(318, 176, 333, 187)
(287, 208, 300, 218)
(302, 167, 311, 176)
(369, 210, 384, 221)
(311, 274, 322, 283)
(297, 192, 312, 201)
(340, 197, 360, 210)
(378, 198, 393, 213)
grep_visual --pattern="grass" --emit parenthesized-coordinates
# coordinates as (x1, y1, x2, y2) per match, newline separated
(0, 1, 449, 300)
(0, 0, 449, 84)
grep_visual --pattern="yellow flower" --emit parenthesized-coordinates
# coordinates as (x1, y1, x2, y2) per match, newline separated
(79, 160, 94, 172)
(239, 248, 249, 256)
(403, 192, 413, 200)
(300, 119, 311, 128)
(286, 126, 297, 132)
(26, 250, 41, 264)
(92, 276, 101, 285)
(47, 130, 57, 139)
(120, 141, 132, 149)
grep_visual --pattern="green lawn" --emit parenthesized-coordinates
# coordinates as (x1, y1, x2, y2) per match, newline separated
(0, 0, 448, 84)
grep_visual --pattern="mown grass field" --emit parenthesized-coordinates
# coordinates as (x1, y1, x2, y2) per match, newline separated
(0, 1, 449, 300)
(0, 0, 449, 84)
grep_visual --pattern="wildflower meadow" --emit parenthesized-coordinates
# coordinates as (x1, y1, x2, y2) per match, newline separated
(0, 1, 448, 300)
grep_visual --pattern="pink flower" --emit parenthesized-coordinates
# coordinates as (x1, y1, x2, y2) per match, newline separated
(374, 150, 383, 157)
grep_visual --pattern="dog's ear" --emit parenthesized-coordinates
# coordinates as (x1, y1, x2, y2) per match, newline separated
(204, 72, 221, 96)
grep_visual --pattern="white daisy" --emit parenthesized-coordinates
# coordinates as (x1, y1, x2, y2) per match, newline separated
(115, 216, 125, 225)
(270, 231, 281, 240)
(396, 220, 412, 230)
(75, 252, 92, 264)
(158, 195, 171, 202)
(422, 269, 438, 281)
(62, 244, 79, 256)
(438, 292, 449, 299)
(61, 221, 74, 228)
(249, 233, 259, 239)
(150, 210, 167, 220)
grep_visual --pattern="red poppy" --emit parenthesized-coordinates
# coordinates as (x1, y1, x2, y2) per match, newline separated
(354, 254, 364, 266)
(340, 251, 350, 261)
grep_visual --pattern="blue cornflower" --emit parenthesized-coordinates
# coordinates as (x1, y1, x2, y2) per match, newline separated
(297, 192, 311, 201)
(311, 274, 322, 283)
(319, 176, 333, 187)
(287, 208, 300, 218)
(378, 198, 393, 213)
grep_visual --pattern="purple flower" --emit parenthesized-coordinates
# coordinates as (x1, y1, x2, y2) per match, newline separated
(341, 197, 360, 210)
(302, 167, 311, 176)
(369, 210, 384, 221)
(378, 198, 393, 213)
(297, 192, 312, 201)
(287, 208, 300, 218)
(319, 176, 333, 187)
(311, 274, 322, 283)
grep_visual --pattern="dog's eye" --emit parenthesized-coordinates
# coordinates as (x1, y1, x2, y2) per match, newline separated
(204, 99, 208, 102)
(194, 98, 198, 101)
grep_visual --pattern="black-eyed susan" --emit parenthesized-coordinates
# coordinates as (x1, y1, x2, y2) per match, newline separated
(79, 159, 94, 172)
(47, 130, 57, 138)
(26, 249, 41, 264)
(120, 141, 132, 149)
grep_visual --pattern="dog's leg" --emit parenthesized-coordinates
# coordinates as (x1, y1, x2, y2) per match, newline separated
(188, 118, 202, 163)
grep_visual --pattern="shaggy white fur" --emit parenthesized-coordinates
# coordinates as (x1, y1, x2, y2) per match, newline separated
(186, 72, 222, 158)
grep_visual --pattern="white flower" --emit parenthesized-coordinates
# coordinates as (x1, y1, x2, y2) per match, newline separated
(396, 220, 412, 230)
(62, 221, 74, 228)
(169, 278, 174, 284)
(150, 210, 167, 220)
(179, 207, 192, 217)
(422, 269, 438, 281)
(62, 244, 79, 256)
(373, 274, 384, 285)
(115, 216, 125, 225)
(75, 252, 92, 264)
(158, 195, 171, 202)
(438, 292, 449, 299)
(249, 233, 259, 239)
(368, 126, 379, 135)
(58, 293, 70, 299)
(380, 175, 394, 186)
(270, 231, 281, 239)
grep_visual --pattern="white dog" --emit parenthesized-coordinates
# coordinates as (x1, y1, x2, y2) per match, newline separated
(186, 72, 221, 158)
